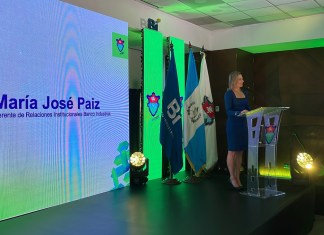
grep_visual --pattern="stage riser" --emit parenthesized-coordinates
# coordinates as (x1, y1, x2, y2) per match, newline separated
(251, 186, 315, 235)
(315, 183, 324, 215)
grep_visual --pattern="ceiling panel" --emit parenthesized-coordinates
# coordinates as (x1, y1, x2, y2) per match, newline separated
(288, 7, 324, 17)
(267, 0, 306, 4)
(196, 4, 238, 15)
(213, 11, 251, 21)
(244, 6, 283, 17)
(254, 12, 291, 22)
(171, 8, 206, 19)
(177, 0, 224, 8)
(227, 0, 272, 11)
(186, 16, 221, 25)
(315, 0, 324, 6)
(228, 17, 260, 26)
(137, 0, 324, 30)
(276, 0, 321, 12)
(200, 21, 233, 30)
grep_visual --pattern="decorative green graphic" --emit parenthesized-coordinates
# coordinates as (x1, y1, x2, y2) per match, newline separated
(111, 141, 130, 189)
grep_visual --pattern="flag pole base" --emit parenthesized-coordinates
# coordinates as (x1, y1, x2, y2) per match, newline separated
(200, 170, 213, 179)
(182, 175, 201, 184)
(162, 178, 182, 185)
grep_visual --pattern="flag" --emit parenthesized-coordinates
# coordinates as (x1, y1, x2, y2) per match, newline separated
(184, 49, 206, 175)
(160, 46, 183, 174)
(199, 52, 218, 171)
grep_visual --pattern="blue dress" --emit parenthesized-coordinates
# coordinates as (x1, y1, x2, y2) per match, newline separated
(224, 89, 250, 151)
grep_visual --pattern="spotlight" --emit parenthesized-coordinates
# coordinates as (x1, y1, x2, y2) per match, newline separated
(291, 151, 314, 185)
(130, 152, 146, 168)
(297, 152, 313, 170)
(290, 133, 315, 185)
(130, 152, 149, 185)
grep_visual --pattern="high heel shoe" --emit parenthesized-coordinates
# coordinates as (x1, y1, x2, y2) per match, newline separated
(228, 178, 242, 191)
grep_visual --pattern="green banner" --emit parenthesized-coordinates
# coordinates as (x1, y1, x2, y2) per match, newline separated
(143, 28, 163, 180)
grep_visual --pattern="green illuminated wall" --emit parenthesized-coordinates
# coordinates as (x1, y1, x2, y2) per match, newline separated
(142, 31, 186, 179)
(169, 36, 185, 172)
(240, 38, 324, 54)
(143, 28, 163, 180)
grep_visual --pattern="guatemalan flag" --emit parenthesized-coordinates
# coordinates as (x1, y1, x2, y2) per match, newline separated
(160, 45, 183, 174)
(199, 52, 218, 171)
(184, 49, 206, 175)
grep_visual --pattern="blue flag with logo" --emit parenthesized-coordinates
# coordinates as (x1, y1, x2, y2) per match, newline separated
(183, 49, 206, 175)
(160, 46, 183, 174)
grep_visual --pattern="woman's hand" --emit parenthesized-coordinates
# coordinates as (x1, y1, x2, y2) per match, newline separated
(240, 110, 249, 115)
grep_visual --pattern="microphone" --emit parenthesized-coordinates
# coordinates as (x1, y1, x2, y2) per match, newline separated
(244, 85, 253, 91)
(243, 85, 253, 94)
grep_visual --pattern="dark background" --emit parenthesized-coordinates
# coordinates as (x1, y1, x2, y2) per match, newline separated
(129, 46, 324, 177)
(205, 47, 324, 174)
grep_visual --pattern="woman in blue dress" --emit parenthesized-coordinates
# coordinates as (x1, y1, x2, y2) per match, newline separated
(224, 71, 250, 190)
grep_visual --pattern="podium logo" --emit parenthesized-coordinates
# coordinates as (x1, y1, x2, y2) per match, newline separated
(147, 92, 160, 117)
(265, 125, 276, 144)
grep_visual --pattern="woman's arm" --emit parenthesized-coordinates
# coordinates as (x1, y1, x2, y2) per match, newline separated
(224, 91, 240, 117)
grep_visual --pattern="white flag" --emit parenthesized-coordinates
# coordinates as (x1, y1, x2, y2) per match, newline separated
(199, 53, 218, 170)
(184, 49, 206, 175)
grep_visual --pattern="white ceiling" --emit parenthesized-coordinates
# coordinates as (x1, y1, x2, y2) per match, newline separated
(136, 0, 324, 30)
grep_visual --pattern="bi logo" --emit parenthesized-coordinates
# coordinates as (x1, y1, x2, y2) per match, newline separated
(166, 98, 181, 125)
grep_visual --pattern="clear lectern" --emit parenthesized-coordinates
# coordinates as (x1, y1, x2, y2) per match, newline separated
(240, 107, 289, 198)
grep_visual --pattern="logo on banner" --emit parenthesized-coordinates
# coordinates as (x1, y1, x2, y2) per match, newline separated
(265, 125, 276, 144)
(147, 92, 160, 117)
(202, 96, 215, 125)
(112, 32, 128, 59)
(116, 38, 125, 53)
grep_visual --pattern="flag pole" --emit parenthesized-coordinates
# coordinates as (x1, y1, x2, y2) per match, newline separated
(200, 45, 218, 175)
(200, 45, 205, 58)
(161, 40, 182, 185)
(182, 163, 202, 183)
(183, 42, 201, 184)
(198, 46, 213, 179)
(162, 162, 181, 185)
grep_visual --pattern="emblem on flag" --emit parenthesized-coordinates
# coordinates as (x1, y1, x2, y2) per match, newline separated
(265, 125, 276, 144)
(202, 95, 215, 125)
(116, 38, 125, 53)
(186, 101, 201, 123)
(147, 92, 160, 117)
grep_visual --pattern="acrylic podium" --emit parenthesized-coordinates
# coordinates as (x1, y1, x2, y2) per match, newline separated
(240, 107, 289, 198)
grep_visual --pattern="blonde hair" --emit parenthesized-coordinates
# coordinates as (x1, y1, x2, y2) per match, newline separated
(228, 71, 242, 90)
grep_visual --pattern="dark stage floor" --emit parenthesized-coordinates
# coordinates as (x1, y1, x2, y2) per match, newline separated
(0, 172, 315, 235)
